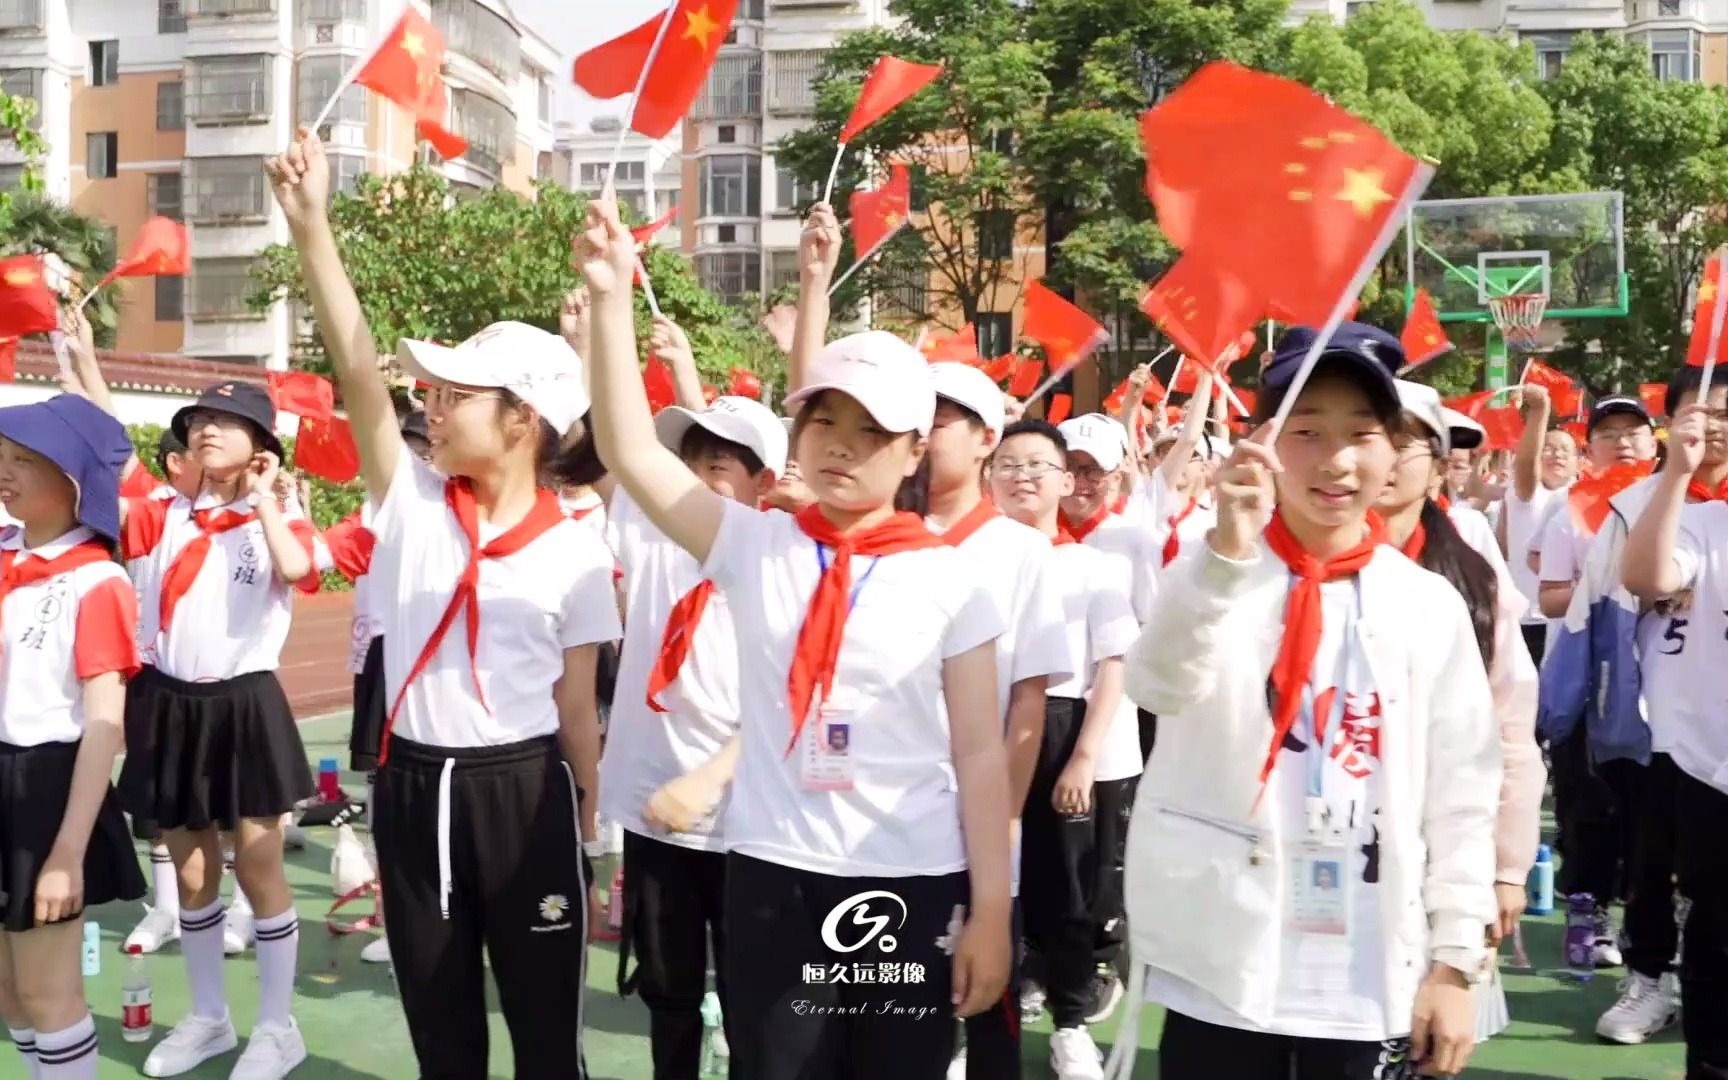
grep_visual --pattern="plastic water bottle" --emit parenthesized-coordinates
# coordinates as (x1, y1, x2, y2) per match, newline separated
(121, 946, 153, 1044)
(318, 757, 342, 803)
(1527, 844, 1554, 916)
(699, 991, 726, 1076)
(1563, 893, 1596, 981)
(81, 921, 101, 977)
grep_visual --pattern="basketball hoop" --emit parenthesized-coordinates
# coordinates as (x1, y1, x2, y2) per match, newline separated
(1488, 293, 1548, 352)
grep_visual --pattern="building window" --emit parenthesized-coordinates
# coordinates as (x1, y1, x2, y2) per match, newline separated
(976, 209, 1013, 260)
(186, 54, 271, 123)
(187, 156, 268, 222)
(301, 0, 364, 20)
(910, 164, 930, 212)
(767, 249, 798, 295)
(774, 162, 819, 213)
(86, 133, 118, 180)
(700, 154, 760, 217)
(0, 1, 45, 31)
(718, 124, 735, 144)
(330, 153, 364, 197)
(0, 68, 41, 130)
(768, 49, 824, 115)
(0, 164, 22, 192)
(155, 276, 184, 321)
(157, 81, 184, 130)
(695, 54, 761, 120)
(977, 313, 1013, 358)
(186, 0, 277, 15)
(90, 41, 119, 88)
(536, 75, 552, 124)
(451, 88, 514, 175)
(148, 172, 183, 220)
(878, 265, 927, 318)
(1527, 32, 1574, 79)
(1648, 29, 1700, 82)
(988, 128, 1013, 156)
(298, 56, 365, 126)
(717, 224, 737, 244)
(430, 0, 520, 83)
(1659, 0, 1681, 13)
(578, 161, 643, 187)
(159, 0, 187, 32)
(188, 257, 261, 321)
(696, 251, 761, 305)
(616, 190, 647, 217)
(737, 0, 763, 18)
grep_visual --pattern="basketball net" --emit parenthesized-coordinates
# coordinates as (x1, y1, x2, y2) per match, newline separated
(1489, 293, 1548, 352)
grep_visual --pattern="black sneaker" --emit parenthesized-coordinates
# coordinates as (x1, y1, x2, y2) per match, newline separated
(1083, 965, 1124, 1025)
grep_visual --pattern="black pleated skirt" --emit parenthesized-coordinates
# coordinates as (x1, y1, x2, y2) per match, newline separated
(118, 666, 313, 832)
(0, 739, 145, 932)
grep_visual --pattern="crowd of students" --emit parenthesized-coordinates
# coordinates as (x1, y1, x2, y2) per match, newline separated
(0, 124, 1724, 1080)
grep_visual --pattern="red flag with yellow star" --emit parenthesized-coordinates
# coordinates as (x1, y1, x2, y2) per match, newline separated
(1686, 254, 1728, 369)
(840, 56, 944, 143)
(0, 256, 57, 339)
(850, 162, 911, 262)
(353, 9, 468, 158)
(1140, 254, 1261, 370)
(1398, 288, 1453, 372)
(921, 323, 978, 364)
(1640, 382, 1668, 417)
(573, 0, 738, 140)
(1022, 279, 1106, 374)
(1141, 62, 1426, 326)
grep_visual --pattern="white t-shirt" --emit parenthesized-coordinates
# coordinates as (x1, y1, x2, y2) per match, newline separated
(0, 527, 140, 747)
(123, 492, 318, 681)
(1536, 506, 1590, 592)
(1045, 542, 1142, 782)
(1148, 578, 1391, 1040)
(561, 490, 610, 546)
(1505, 485, 1567, 625)
(704, 500, 1005, 877)
(1078, 504, 1163, 626)
(1664, 503, 1728, 793)
(369, 446, 622, 748)
(601, 488, 740, 849)
(1145, 470, 1217, 575)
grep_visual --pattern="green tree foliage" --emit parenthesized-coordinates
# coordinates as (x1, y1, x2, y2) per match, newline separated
(0, 192, 119, 346)
(250, 165, 779, 390)
(0, 89, 47, 235)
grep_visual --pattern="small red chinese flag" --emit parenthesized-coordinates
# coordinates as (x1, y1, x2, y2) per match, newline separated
(849, 162, 911, 261)
(630, 203, 680, 286)
(1142, 375, 1169, 404)
(1229, 388, 1257, 417)
(573, 0, 739, 140)
(0, 256, 57, 338)
(104, 217, 188, 285)
(922, 323, 978, 364)
(839, 56, 943, 143)
(267, 371, 335, 423)
(643, 356, 676, 414)
(1478, 405, 1523, 451)
(727, 367, 762, 399)
(1023, 279, 1105, 373)
(1140, 254, 1261, 369)
(1523, 359, 1581, 417)
(1171, 363, 1204, 395)
(1569, 461, 1657, 537)
(1399, 288, 1452, 371)
(295, 415, 361, 484)
(1444, 390, 1495, 419)
(0, 337, 15, 383)
(1007, 357, 1043, 397)
(1640, 382, 1668, 417)
(1046, 393, 1073, 425)
(980, 355, 1014, 383)
(1103, 378, 1130, 412)
(1686, 255, 1728, 369)
(1142, 62, 1423, 326)
(354, 9, 468, 158)
(1560, 419, 1589, 446)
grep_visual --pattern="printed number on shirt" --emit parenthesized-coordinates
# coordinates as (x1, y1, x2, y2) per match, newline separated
(21, 585, 66, 650)
(232, 540, 261, 586)
(1661, 617, 1688, 656)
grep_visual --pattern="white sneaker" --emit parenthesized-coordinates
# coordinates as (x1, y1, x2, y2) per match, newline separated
(125, 906, 180, 954)
(945, 1046, 968, 1080)
(143, 1013, 238, 1077)
(1595, 973, 1679, 1044)
(223, 907, 254, 957)
(1593, 907, 1623, 968)
(229, 1019, 306, 1080)
(1084, 965, 1125, 1025)
(1050, 1026, 1104, 1080)
(282, 823, 307, 851)
(1019, 980, 1047, 1025)
(360, 936, 392, 964)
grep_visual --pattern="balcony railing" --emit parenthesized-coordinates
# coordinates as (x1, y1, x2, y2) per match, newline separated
(769, 50, 822, 114)
(302, 0, 365, 21)
(187, 161, 268, 223)
(0, 0, 43, 31)
(187, 85, 269, 122)
(187, 0, 277, 16)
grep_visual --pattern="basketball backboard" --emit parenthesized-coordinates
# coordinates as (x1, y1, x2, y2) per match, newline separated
(1406, 191, 1627, 323)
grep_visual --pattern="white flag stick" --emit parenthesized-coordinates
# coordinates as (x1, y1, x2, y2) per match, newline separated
(48, 331, 73, 386)
(604, 0, 680, 198)
(308, 12, 404, 134)
(75, 283, 104, 312)
(821, 142, 848, 206)
(1699, 243, 1728, 401)
(1021, 331, 1111, 406)
(637, 257, 663, 320)
(1269, 163, 1435, 433)
(1265, 319, 1275, 351)
(826, 218, 906, 297)
(1166, 354, 1185, 402)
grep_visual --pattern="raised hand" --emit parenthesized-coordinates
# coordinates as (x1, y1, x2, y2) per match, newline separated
(263, 126, 330, 234)
(1669, 402, 1709, 476)
(1126, 363, 1152, 395)
(559, 287, 591, 352)
(1210, 422, 1281, 560)
(574, 199, 636, 300)
(649, 316, 695, 370)
(245, 450, 282, 500)
(798, 202, 843, 286)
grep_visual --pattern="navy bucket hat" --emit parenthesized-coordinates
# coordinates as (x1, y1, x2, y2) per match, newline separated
(0, 394, 134, 543)
(172, 381, 285, 461)
(1264, 322, 1404, 414)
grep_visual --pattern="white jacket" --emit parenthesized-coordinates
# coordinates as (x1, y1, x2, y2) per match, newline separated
(1114, 541, 1500, 1041)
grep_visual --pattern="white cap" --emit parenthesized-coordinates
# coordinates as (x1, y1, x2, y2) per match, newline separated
(929, 362, 1006, 436)
(1440, 406, 1485, 452)
(398, 322, 589, 437)
(1394, 379, 1451, 456)
(653, 395, 789, 476)
(1058, 413, 1128, 473)
(782, 331, 934, 436)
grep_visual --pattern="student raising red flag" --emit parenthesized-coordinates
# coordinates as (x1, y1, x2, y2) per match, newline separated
(1523, 358, 1581, 416)
(1141, 61, 1425, 327)
(1398, 287, 1453, 371)
(849, 162, 911, 261)
(839, 56, 943, 143)
(1686, 254, 1728, 369)
(1140, 253, 1260, 369)
(103, 217, 188, 285)
(572, 0, 738, 140)
(1022, 279, 1106, 373)
(0, 256, 57, 339)
(353, 8, 467, 158)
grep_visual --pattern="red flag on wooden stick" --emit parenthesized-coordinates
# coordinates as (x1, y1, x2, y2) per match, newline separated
(1399, 288, 1453, 372)
(1569, 461, 1657, 537)
(104, 217, 188, 285)
(980, 355, 1014, 383)
(573, 0, 739, 139)
(643, 356, 676, 413)
(1046, 393, 1073, 425)
(840, 57, 943, 142)
(921, 323, 978, 364)
(1640, 382, 1668, 416)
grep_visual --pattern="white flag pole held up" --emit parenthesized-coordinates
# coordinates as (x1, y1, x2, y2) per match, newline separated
(603, 0, 680, 199)
(1699, 243, 1728, 401)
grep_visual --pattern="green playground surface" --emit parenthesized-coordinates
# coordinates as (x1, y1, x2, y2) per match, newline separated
(72, 712, 1684, 1078)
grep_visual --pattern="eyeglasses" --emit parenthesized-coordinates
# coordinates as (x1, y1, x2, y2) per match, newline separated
(992, 460, 1064, 480)
(1070, 465, 1109, 483)
(425, 385, 500, 410)
(1590, 427, 1646, 445)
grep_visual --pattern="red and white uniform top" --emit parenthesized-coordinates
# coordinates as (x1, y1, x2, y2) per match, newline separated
(0, 526, 140, 747)
(311, 508, 379, 674)
(123, 492, 317, 681)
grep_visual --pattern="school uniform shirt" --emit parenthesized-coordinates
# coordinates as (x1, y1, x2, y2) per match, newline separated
(1662, 502, 1728, 794)
(561, 490, 609, 545)
(1078, 507, 1162, 627)
(312, 509, 379, 676)
(1505, 485, 1567, 627)
(1145, 469, 1217, 576)
(1045, 542, 1142, 783)
(368, 444, 622, 748)
(122, 493, 318, 681)
(703, 499, 1006, 877)
(0, 526, 140, 747)
(601, 488, 740, 850)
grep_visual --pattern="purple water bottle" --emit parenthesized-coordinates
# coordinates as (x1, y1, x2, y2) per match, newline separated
(1564, 893, 1596, 980)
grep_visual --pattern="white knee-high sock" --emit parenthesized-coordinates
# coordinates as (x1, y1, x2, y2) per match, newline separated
(9, 1025, 39, 1079)
(179, 900, 228, 1020)
(35, 1015, 95, 1080)
(253, 909, 299, 1027)
(149, 845, 178, 919)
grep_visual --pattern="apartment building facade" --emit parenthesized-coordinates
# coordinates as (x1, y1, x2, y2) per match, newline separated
(556, 117, 681, 228)
(0, 0, 560, 367)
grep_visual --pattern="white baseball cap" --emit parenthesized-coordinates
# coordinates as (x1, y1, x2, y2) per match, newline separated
(1440, 406, 1485, 452)
(1394, 379, 1452, 455)
(782, 331, 935, 436)
(654, 395, 789, 476)
(929, 362, 1006, 436)
(1058, 414, 1128, 473)
(398, 322, 590, 437)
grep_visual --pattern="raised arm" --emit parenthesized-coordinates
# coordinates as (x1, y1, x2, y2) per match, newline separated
(1158, 370, 1215, 489)
(649, 316, 706, 411)
(787, 203, 842, 394)
(559, 286, 592, 398)
(265, 128, 400, 500)
(1117, 364, 1150, 435)
(1512, 384, 1550, 502)
(579, 199, 725, 564)
(1624, 404, 1705, 599)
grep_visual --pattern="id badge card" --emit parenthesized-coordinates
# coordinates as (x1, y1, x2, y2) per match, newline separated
(1286, 842, 1352, 937)
(800, 694, 857, 792)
